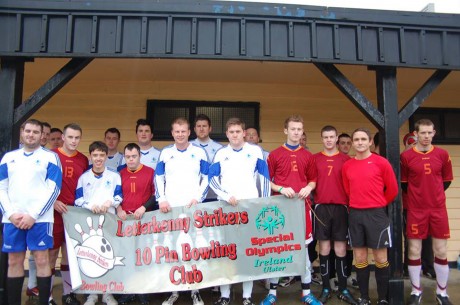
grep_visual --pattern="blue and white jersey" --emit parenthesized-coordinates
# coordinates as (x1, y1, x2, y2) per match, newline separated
(155, 143, 209, 207)
(191, 138, 223, 161)
(120, 146, 160, 171)
(191, 138, 223, 201)
(261, 147, 270, 161)
(75, 167, 122, 215)
(209, 142, 271, 202)
(105, 152, 123, 172)
(0, 147, 62, 223)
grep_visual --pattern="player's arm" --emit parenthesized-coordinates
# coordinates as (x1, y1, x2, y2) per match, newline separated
(29, 154, 63, 220)
(383, 162, 398, 204)
(154, 159, 171, 212)
(299, 181, 316, 200)
(400, 154, 409, 193)
(442, 151, 454, 191)
(208, 161, 232, 203)
(0, 158, 17, 220)
(299, 155, 317, 199)
(195, 158, 210, 205)
(270, 182, 296, 198)
(75, 176, 90, 210)
(256, 157, 271, 198)
(116, 205, 127, 220)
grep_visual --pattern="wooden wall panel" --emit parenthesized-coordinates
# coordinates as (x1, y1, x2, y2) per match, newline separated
(24, 58, 460, 261)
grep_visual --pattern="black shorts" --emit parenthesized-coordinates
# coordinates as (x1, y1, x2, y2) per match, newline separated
(313, 204, 349, 241)
(348, 207, 391, 249)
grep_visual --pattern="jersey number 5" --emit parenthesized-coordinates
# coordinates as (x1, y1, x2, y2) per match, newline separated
(423, 163, 432, 175)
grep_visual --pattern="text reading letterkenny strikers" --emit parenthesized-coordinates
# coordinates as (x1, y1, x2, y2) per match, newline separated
(116, 208, 248, 237)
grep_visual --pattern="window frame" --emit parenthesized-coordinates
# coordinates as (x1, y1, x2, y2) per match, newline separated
(409, 107, 460, 145)
(146, 100, 260, 141)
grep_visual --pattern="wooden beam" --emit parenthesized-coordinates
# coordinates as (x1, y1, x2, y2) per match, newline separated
(0, 59, 24, 157)
(375, 67, 404, 305)
(398, 70, 451, 127)
(314, 63, 384, 129)
(13, 58, 93, 127)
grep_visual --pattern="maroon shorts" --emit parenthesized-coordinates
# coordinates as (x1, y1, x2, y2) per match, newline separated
(52, 213, 65, 249)
(406, 208, 450, 239)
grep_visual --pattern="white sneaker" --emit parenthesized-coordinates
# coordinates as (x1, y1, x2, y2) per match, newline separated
(191, 292, 204, 305)
(162, 293, 179, 305)
(102, 293, 118, 305)
(84, 294, 98, 305)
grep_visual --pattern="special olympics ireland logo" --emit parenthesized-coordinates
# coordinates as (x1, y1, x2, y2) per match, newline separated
(255, 206, 285, 235)
(73, 215, 124, 278)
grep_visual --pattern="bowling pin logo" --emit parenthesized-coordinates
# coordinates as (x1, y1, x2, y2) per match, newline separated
(73, 215, 124, 278)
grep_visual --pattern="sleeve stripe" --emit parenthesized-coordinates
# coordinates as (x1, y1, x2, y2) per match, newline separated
(38, 184, 60, 216)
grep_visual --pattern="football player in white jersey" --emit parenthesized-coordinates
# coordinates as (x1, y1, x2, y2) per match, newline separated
(209, 118, 270, 305)
(104, 127, 123, 171)
(0, 119, 62, 305)
(155, 117, 209, 305)
(244, 127, 269, 160)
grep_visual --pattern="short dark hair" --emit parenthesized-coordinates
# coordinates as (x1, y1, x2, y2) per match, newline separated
(194, 114, 211, 127)
(63, 123, 82, 135)
(105, 127, 121, 138)
(21, 119, 43, 132)
(89, 141, 108, 154)
(136, 119, 152, 133)
(338, 133, 351, 140)
(50, 127, 63, 134)
(42, 122, 51, 130)
(351, 128, 372, 141)
(124, 143, 140, 155)
(414, 119, 435, 132)
(320, 125, 337, 136)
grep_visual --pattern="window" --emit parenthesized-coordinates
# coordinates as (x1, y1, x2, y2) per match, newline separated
(409, 107, 460, 144)
(146, 100, 260, 141)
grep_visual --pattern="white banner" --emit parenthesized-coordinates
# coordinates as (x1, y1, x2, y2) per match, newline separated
(63, 196, 307, 294)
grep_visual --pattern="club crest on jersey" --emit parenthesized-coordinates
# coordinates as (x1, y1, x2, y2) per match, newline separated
(191, 154, 195, 159)
(105, 181, 112, 188)
(73, 215, 124, 278)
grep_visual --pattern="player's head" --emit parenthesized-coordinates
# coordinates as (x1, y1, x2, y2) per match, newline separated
(89, 141, 108, 172)
(104, 127, 121, 152)
(226, 117, 246, 149)
(245, 127, 260, 144)
(194, 114, 212, 141)
(20, 119, 43, 150)
(284, 115, 304, 146)
(171, 117, 191, 147)
(337, 133, 352, 154)
(62, 123, 83, 153)
(124, 143, 141, 171)
(300, 132, 307, 148)
(40, 122, 51, 146)
(403, 131, 417, 150)
(49, 128, 64, 149)
(136, 119, 153, 147)
(414, 119, 435, 148)
(321, 125, 338, 151)
(351, 127, 373, 154)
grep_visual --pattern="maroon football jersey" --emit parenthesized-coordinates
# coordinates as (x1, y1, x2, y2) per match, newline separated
(120, 164, 155, 213)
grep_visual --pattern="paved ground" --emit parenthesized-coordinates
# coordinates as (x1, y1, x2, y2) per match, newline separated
(23, 269, 460, 305)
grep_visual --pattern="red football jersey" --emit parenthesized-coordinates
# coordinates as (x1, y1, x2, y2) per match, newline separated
(120, 164, 155, 213)
(268, 145, 317, 242)
(313, 151, 350, 205)
(400, 146, 453, 210)
(342, 153, 398, 209)
(54, 148, 88, 205)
